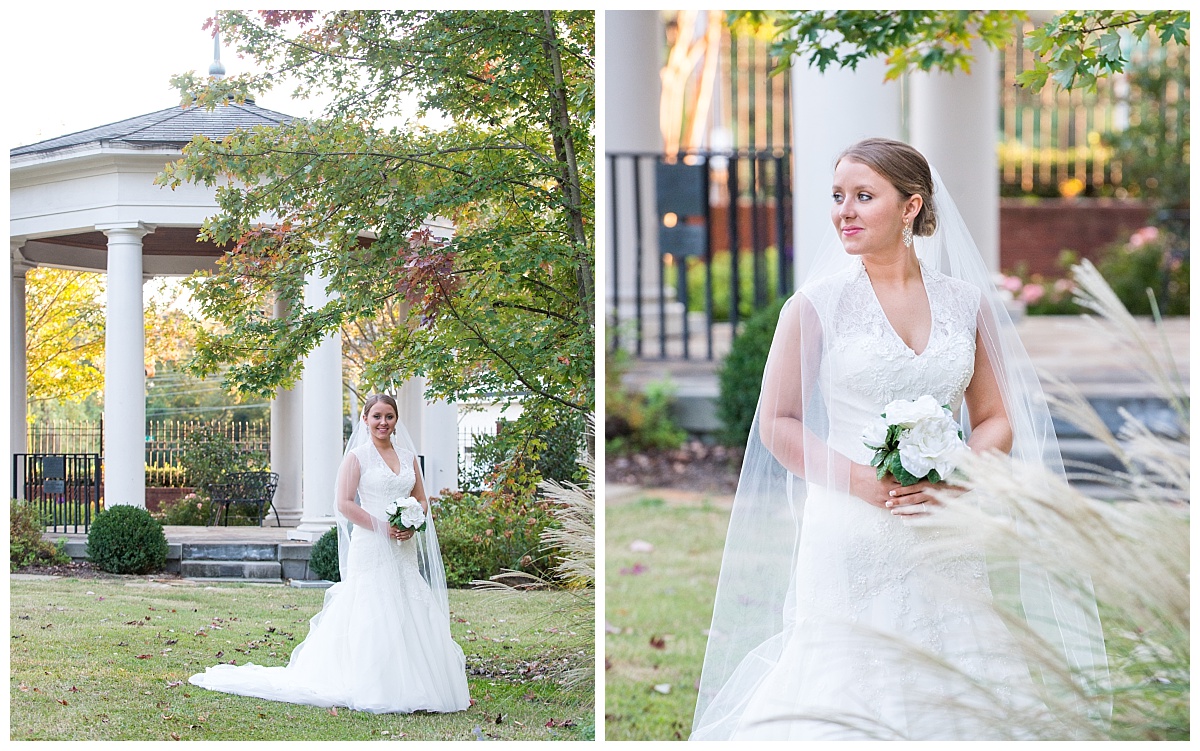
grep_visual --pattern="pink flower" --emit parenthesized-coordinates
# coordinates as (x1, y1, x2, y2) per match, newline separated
(1001, 275, 1023, 292)
(1020, 283, 1045, 304)
(1129, 226, 1159, 248)
(1054, 278, 1075, 294)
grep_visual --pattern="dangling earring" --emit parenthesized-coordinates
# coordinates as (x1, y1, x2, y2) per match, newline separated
(902, 222, 913, 248)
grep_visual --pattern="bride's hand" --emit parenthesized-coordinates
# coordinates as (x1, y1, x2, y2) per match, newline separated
(850, 464, 960, 515)
(885, 478, 964, 515)
(390, 525, 414, 541)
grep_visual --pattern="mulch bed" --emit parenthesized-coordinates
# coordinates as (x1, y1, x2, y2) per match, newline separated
(606, 440, 743, 494)
(11, 561, 180, 580)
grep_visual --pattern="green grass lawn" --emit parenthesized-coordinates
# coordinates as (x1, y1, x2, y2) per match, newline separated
(10, 578, 593, 741)
(604, 490, 731, 741)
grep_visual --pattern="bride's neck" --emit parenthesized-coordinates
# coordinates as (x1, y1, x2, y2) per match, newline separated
(372, 436, 394, 451)
(861, 249, 920, 286)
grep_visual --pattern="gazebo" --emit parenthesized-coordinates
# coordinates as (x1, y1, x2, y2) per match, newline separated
(9, 99, 459, 541)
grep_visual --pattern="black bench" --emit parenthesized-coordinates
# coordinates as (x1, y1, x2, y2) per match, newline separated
(207, 471, 280, 527)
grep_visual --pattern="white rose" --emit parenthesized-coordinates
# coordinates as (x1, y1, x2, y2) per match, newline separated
(898, 418, 965, 480)
(385, 499, 401, 516)
(861, 415, 890, 450)
(882, 395, 946, 427)
(398, 497, 426, 530)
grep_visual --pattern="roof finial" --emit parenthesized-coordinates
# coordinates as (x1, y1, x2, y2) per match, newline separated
(209, 26, 226, 78)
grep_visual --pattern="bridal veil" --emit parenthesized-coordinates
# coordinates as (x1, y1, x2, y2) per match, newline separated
(691, 154, 1110, 739)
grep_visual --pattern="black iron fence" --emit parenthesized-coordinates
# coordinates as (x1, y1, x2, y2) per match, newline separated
(607, 149, 793, 360)
(12, 453, 102, 533)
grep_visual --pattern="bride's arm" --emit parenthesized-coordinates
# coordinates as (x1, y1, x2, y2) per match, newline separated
(334, 452, 383, 530)
(758, 295, 856, 488)
(962, 327, 1014, 454)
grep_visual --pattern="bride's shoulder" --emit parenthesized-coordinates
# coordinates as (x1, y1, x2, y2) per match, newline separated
(799, 263, 858, 305)
(925, 265, 982, 308)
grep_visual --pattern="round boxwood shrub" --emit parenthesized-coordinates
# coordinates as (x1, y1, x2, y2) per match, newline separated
(717, 298, 786, 446)
(308, 527, 341, 582)
(86, 504, 169, 574)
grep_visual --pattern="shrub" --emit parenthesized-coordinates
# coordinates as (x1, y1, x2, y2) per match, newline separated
(432, 490, 556, 588)
(309, 527, 341, 582)
(10, 500, 70, 572)
(86, 505, 169, 574)
(605, 349, 688, 455)
(179, 427, 263, 498)
(1096, 227, 1189, 316)
(716, 297, 786, 446)
(155, 492, 213, 526)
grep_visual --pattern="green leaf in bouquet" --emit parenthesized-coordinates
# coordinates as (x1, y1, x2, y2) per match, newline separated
(886, 453, 920, 486)
(926, 469, 942, 485)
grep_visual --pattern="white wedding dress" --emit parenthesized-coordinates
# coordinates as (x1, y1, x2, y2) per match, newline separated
(701, 260, 1048, 740)
(190, 442, 470, 714)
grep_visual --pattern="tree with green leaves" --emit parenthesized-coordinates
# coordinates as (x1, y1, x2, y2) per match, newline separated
(158, 11, 594, 484)
(732, 10, 1188, 92)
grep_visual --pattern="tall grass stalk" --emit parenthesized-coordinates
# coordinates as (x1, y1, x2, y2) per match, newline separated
(931, 260, 1189, 739)
(474, 417, 595, 690)
(762, 261, 1188, 739)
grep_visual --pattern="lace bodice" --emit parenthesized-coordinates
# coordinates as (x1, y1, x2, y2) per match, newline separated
(345, 442, 429, 604)
(351, 442, 417, 516)
(805, 259, 980, 463)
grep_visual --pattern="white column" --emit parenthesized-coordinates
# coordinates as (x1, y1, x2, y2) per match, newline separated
(98, 222, 152, 508)
(606, 10, 669, 334)
(790, 55, 904, 284)
(909, 45, 1001, 271)
(270, 297, 304, 526)
(11, 245, 30, 456)
(395, 377, 458, 497)
(422, 399, 459, 496)
(288, 273, 343, 542)
(4, 244, 20, 500)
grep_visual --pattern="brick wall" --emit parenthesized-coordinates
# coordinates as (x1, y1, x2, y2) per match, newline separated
(1000, 198, 1153, 276)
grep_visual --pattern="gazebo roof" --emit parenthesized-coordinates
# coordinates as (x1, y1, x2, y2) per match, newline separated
(11, 100, 296, 157)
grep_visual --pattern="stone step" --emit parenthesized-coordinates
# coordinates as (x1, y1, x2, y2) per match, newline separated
(180, 559, 283, 580)
(182, 542, 279, 562)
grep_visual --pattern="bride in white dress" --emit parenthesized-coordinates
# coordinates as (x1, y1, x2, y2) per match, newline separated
(691, 139, 1108, 740)
(190, 394, 470, 714)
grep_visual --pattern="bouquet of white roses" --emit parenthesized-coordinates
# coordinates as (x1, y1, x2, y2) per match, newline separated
(862, 395, 966, 486)
(385, 496, 427, 534)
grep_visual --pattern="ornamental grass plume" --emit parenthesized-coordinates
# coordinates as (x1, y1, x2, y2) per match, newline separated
(760, 261, 1188, 740)
(472, 415, 596, 689)
(931, 259, 1189, 740)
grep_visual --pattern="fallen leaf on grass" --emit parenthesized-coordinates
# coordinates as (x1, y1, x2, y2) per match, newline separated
(619, 563, 647, 576)
(329, 707, 338, 717)
(653, 683, 672, 694)
(649, 635, 666, 650)
(68, 686, 80, 693)
(57, 699, 68, 706)
(546, 718, 576, 728)
(170, 732, 181, 741)
(166, 681, 184, 689)
(495, 713, 504, 724)
(136, 654, 153, 660)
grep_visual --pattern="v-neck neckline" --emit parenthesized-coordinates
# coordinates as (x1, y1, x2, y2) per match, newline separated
(372, 443, 403, 476)
(860, 259, 934, 357)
